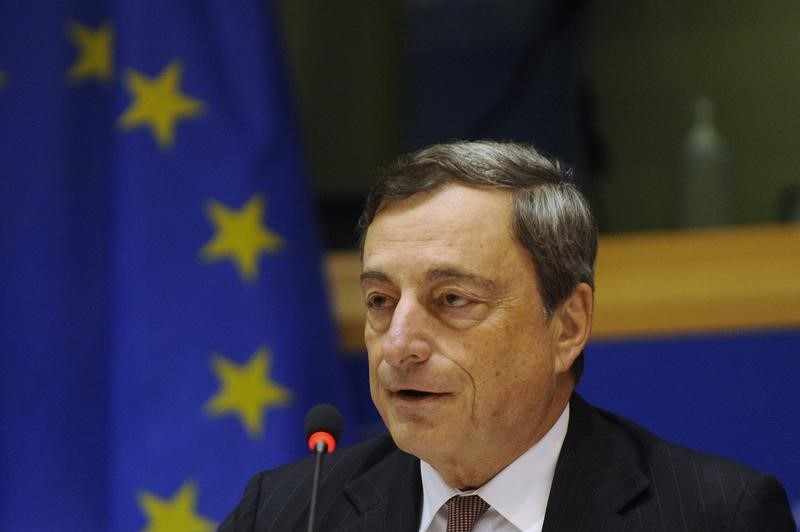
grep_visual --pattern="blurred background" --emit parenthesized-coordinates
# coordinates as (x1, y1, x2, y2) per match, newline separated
(1, 1, 798, 530)
(278, 1, 800, 245)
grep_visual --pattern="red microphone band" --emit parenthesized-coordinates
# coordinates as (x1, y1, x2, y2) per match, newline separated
(307, 431, 337, 453)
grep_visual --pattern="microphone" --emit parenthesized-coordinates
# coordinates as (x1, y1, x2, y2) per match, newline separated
(304, 403, 343, 532)
(305, 403, 343, 453)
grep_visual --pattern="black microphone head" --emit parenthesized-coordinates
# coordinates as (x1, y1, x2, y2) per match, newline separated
(304, 403, 343, 441)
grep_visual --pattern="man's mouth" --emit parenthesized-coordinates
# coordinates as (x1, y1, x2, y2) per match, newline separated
(394, 389, 445, 400)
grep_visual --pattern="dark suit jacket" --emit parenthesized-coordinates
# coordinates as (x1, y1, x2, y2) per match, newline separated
(219, 395, 795, 531)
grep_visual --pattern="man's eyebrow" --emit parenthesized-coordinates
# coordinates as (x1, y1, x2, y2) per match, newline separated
(360, 267, 496, 291)
(360, 270, 392, 285)
(424, 267, 496, 290)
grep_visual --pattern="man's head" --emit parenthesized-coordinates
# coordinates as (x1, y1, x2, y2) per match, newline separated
(359, 141, 597, 381)
(358, 141, 596, 488)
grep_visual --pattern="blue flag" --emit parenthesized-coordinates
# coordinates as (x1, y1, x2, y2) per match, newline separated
(0, 2, 355, 530)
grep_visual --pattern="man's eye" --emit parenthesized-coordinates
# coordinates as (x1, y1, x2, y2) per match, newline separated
(366, 294, 392, 310)
(441, 293, 470, 307)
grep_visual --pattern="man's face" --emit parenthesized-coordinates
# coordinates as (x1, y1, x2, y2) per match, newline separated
(361, 184, 571, 486)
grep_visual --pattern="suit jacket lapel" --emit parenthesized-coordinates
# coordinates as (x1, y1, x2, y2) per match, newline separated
(337, 446, 421, 532)
(543, 394, 649, 531)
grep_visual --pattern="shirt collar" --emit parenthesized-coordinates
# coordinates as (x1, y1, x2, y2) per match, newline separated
(418, 403, 570, 531)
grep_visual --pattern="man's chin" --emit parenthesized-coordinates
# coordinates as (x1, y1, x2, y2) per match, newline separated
(386, 418, 449, 457)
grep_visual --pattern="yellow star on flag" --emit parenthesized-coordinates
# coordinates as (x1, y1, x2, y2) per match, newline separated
(137, 480, 215, 532)
(0, 71, 7, 89)
(118, 60, 204, 149)
(66, 21, 113, 83)
(200, 194, 283, 282)
(205, 347, 291, 438)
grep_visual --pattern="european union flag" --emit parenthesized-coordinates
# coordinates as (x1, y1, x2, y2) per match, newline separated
(0, 3, 356, 530)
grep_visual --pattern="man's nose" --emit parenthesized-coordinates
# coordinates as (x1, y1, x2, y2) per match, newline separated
(381, 297, 433, 368)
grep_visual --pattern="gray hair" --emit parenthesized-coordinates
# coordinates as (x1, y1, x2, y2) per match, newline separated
(357, 140, 597, 382)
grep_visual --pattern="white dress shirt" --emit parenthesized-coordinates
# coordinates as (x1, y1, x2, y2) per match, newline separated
(418, 404, 569, 532)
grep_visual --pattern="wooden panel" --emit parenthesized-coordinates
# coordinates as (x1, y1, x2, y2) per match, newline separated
(325, 224, 800, 351)
(325, 251, 366, 354)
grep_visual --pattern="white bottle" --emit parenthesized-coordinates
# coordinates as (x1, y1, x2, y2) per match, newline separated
(679, 96, 732, 227)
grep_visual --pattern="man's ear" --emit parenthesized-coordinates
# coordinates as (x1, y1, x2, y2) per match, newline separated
(553, 282, 593, 374)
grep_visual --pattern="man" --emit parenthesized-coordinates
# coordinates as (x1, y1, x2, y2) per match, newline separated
(220, 141, 794, 531)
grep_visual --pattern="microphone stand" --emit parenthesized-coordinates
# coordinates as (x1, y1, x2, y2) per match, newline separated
(304, 403, 342, 532)
(307, 440, 327, 532)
